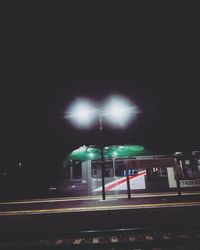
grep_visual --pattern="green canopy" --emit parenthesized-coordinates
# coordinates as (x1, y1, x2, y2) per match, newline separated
(67, 144, 149, 161)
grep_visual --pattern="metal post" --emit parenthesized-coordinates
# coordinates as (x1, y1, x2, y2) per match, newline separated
(99, 116, 106, 200)
(125, 161, 131, 199)
(176, 178, 181, 196)
(174, 158, 182, 197)
(113, 157, 116, 176)
(154, 168, 158, 192)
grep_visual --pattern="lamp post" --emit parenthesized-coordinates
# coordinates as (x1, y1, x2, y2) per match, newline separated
(66, 95, 139, 200)
(99, 115, 106, 200)
(112, 152, 117, 176)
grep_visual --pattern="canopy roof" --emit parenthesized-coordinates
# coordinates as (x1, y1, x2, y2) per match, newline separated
(67, 144, 150, 161)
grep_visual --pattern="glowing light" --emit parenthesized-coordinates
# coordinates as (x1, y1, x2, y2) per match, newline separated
(66, 99, 97, 128)
(112, 151, 117, 157)
(66, 95, 139, 129)
(74, 145, 87, 153)
(88, 152, 95, 158)
(103, 95, 139, 128)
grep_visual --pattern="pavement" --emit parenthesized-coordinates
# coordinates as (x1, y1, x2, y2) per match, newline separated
(0, 190, 200, 216)
(0, 191, 200, 249)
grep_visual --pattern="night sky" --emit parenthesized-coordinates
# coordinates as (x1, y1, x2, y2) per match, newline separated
(2, 62, 198, 159)
(1, 2, 199, 188)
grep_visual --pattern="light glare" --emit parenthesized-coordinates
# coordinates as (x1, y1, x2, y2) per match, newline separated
(103, 95, 138, 128)
(66, 99, 97, 128)
(66, 95, 139, 129)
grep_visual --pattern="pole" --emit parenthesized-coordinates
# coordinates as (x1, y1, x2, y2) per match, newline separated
(176, 178, 181, 196)
(174, 158, 182, 197)
(99, 115, 106, 200)
(113, 157, 116, 176)
(125, 161, 131, 199)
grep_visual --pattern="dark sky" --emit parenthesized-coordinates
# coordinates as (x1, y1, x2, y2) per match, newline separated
(1, 2, 199, 165)
(2, 61, 199, 162)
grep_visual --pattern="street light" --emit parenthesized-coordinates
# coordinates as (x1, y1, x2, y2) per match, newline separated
(66, 95, 139, 200)
(103, 95, 138, 128)
(67, 98, 98, 128)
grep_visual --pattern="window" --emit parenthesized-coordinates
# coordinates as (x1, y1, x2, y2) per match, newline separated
(182, 159, 195, 179)
(104, 161, 114, 177)
(198, 160, 200, 173)
(145, 167, 167, 181)
(91, 161, 114, 178)
(115, 161, 138, 177)
(115, 161, 126, 176)
(178, 159, 200, 179)
(156, 167, 167, 177)
(91, 161, 102, 178)
(72, 161, 82, 179)
(64, 167, 71, 179)
(63, 159, 71, 179)
(145, 168, 154, 181)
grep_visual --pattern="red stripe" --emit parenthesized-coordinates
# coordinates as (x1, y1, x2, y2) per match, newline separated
(105, 172, 145, 191)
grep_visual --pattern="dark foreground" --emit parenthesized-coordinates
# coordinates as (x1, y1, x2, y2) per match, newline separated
(0, 192, 200, 249)
(1, 225, 200, 249)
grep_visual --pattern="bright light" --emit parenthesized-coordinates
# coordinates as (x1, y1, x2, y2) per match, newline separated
(103, 95, 139, 128)
(88, 152, 95, 158)
(66, 95, 139, 129)
(74, 145, 87, 152)
(112, 151, 117, 157)
(66, 99, 97, 128)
